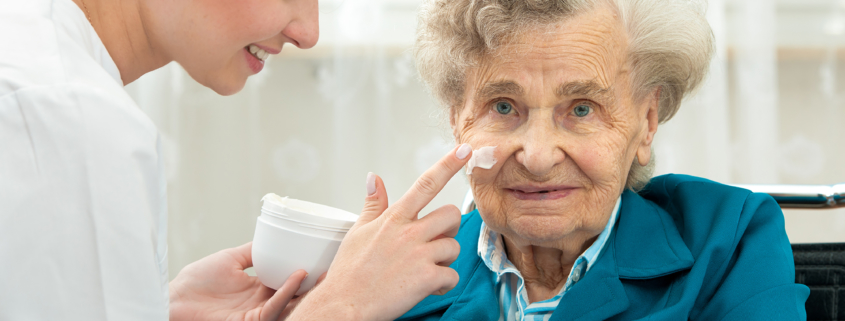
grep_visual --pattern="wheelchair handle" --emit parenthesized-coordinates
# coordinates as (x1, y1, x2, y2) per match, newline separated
(731, 183, 845, 209)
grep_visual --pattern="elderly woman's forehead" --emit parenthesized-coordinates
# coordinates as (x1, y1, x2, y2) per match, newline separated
(469, 29, 626, 101)
(469, 9, 627, 79)
(497, 7, 626, 60)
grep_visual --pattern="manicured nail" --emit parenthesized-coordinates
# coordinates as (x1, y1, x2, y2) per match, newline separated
(456, 143, 472, 160)
(366, 172, 376, 196)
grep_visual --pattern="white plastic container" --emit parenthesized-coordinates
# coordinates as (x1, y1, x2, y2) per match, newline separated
(260, 194, 357, 229)
(252, 194, 358, 295)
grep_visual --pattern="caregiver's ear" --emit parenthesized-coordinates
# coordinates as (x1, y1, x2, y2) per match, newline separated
(636, 87, 661, 166)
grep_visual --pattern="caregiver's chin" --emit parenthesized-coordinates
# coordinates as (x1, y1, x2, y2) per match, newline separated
(73, 0, 319, 95)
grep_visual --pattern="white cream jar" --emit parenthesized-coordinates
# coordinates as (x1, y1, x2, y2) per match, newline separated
(252, 194, 358, 295)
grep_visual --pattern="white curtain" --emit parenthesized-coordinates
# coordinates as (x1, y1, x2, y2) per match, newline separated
(124, 0, 845, 278)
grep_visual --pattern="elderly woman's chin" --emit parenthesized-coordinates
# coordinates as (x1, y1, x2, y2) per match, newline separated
(487, 207, 593, 243)
(475, 188, 597, 244)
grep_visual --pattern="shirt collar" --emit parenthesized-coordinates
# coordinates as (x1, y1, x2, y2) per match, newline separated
(478, 195, 622, 283)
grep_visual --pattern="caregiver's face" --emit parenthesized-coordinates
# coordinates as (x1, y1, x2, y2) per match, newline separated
(455, 5, 658, 246)
(151, 0, 319, 95)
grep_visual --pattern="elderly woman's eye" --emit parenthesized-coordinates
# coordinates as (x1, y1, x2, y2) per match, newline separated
(573, 104, 592, 117)
(495, 101, 514, 115)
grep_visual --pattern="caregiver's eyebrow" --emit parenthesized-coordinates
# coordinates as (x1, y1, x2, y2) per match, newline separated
(476, 81, 525, 101)
(556, 81, 614, 102)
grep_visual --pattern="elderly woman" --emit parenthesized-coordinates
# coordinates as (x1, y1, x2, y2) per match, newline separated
(399, 0, 810, 320)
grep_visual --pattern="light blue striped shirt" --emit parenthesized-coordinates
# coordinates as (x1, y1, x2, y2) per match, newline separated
(478, 197, 621, 321)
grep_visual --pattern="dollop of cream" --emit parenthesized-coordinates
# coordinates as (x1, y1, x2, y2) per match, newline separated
(466, 146, 497, 175)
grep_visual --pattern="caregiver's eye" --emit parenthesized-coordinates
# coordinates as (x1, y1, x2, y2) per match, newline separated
(495, 101, 514, 115)
(573, 104, 592, 117)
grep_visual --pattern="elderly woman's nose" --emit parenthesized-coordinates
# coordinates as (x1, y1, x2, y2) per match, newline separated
(283, 0, 320, 49)
(514, 127, 566, 177)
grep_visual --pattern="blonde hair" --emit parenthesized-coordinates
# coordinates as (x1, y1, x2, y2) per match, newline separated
(414, 0, 714, 190)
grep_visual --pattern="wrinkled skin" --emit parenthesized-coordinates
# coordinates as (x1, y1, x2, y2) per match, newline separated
(452, 4, 660, 302)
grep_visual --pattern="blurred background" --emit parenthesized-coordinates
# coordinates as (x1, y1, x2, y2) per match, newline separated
(124, 0, 845, 279)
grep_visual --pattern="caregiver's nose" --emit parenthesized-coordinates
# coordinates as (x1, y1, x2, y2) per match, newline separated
(283, 0, 320, 49)
(514, 124, 565, 177)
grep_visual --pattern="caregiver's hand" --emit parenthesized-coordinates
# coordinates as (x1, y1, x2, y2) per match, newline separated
(288, 143, 472, 321)
(169, 242, 307, 321)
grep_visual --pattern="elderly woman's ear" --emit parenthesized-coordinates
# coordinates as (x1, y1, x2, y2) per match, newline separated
(449, 106, 459, 141)
(636, 87, 661, 167)
(449, 104, 471, 143)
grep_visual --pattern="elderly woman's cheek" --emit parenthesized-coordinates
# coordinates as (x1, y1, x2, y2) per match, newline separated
(573, 141, 617, 183)
(582, 138, 635, 197)
(472, 182, 509, 227)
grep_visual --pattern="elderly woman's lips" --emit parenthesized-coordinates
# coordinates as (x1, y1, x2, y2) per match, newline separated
(506, 188, 575, 201)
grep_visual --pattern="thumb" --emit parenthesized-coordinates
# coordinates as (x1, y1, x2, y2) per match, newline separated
(355, 172, 388, 228)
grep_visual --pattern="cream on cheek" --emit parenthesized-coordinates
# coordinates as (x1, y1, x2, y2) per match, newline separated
(466, 146, 498, 175)
(454, 109, 515, 225)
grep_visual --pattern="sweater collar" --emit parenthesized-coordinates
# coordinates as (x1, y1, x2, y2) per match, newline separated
(398, 189, 694, 321)
(545, 189, 694, 321)
(613, 189, 694, 279)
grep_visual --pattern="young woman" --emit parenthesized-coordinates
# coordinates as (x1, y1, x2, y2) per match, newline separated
(0, 0, 468, 319)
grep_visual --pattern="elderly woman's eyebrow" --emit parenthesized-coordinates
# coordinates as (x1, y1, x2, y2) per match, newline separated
(556, 81, 615, 102)
(476, 81, 525, 101)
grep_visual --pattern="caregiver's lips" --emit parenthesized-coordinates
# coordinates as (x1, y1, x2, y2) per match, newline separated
(243, 44, 282, 74)
(244, 48, 264, 74)
(506, 185, 577, 201)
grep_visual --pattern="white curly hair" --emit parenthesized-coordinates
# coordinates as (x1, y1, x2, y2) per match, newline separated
(414, 0, 714, 190)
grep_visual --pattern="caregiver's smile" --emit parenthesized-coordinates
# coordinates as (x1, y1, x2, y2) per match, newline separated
(143, 0, 319, 95)
(244, 43, 280, 74)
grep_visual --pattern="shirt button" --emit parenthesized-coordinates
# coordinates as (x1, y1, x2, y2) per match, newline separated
(572, 269, 581, 282)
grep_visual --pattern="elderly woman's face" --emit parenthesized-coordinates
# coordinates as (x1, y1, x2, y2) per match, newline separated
(455, 6, 658, 246)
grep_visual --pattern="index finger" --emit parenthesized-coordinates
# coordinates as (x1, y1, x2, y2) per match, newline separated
(393, 144, 472, 218)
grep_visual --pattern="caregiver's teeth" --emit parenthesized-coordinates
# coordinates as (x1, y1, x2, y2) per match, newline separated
(247, 44, 269, 62)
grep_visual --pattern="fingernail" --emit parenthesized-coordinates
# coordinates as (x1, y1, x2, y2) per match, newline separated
(366, 172, 376, 196)
(456, 143, 472, 160)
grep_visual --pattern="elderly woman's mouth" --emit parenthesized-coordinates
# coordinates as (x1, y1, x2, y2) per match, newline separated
(506, 185, 577, 201)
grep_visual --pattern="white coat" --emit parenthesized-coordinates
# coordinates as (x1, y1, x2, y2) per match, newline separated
(0, 0, 169, 319)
